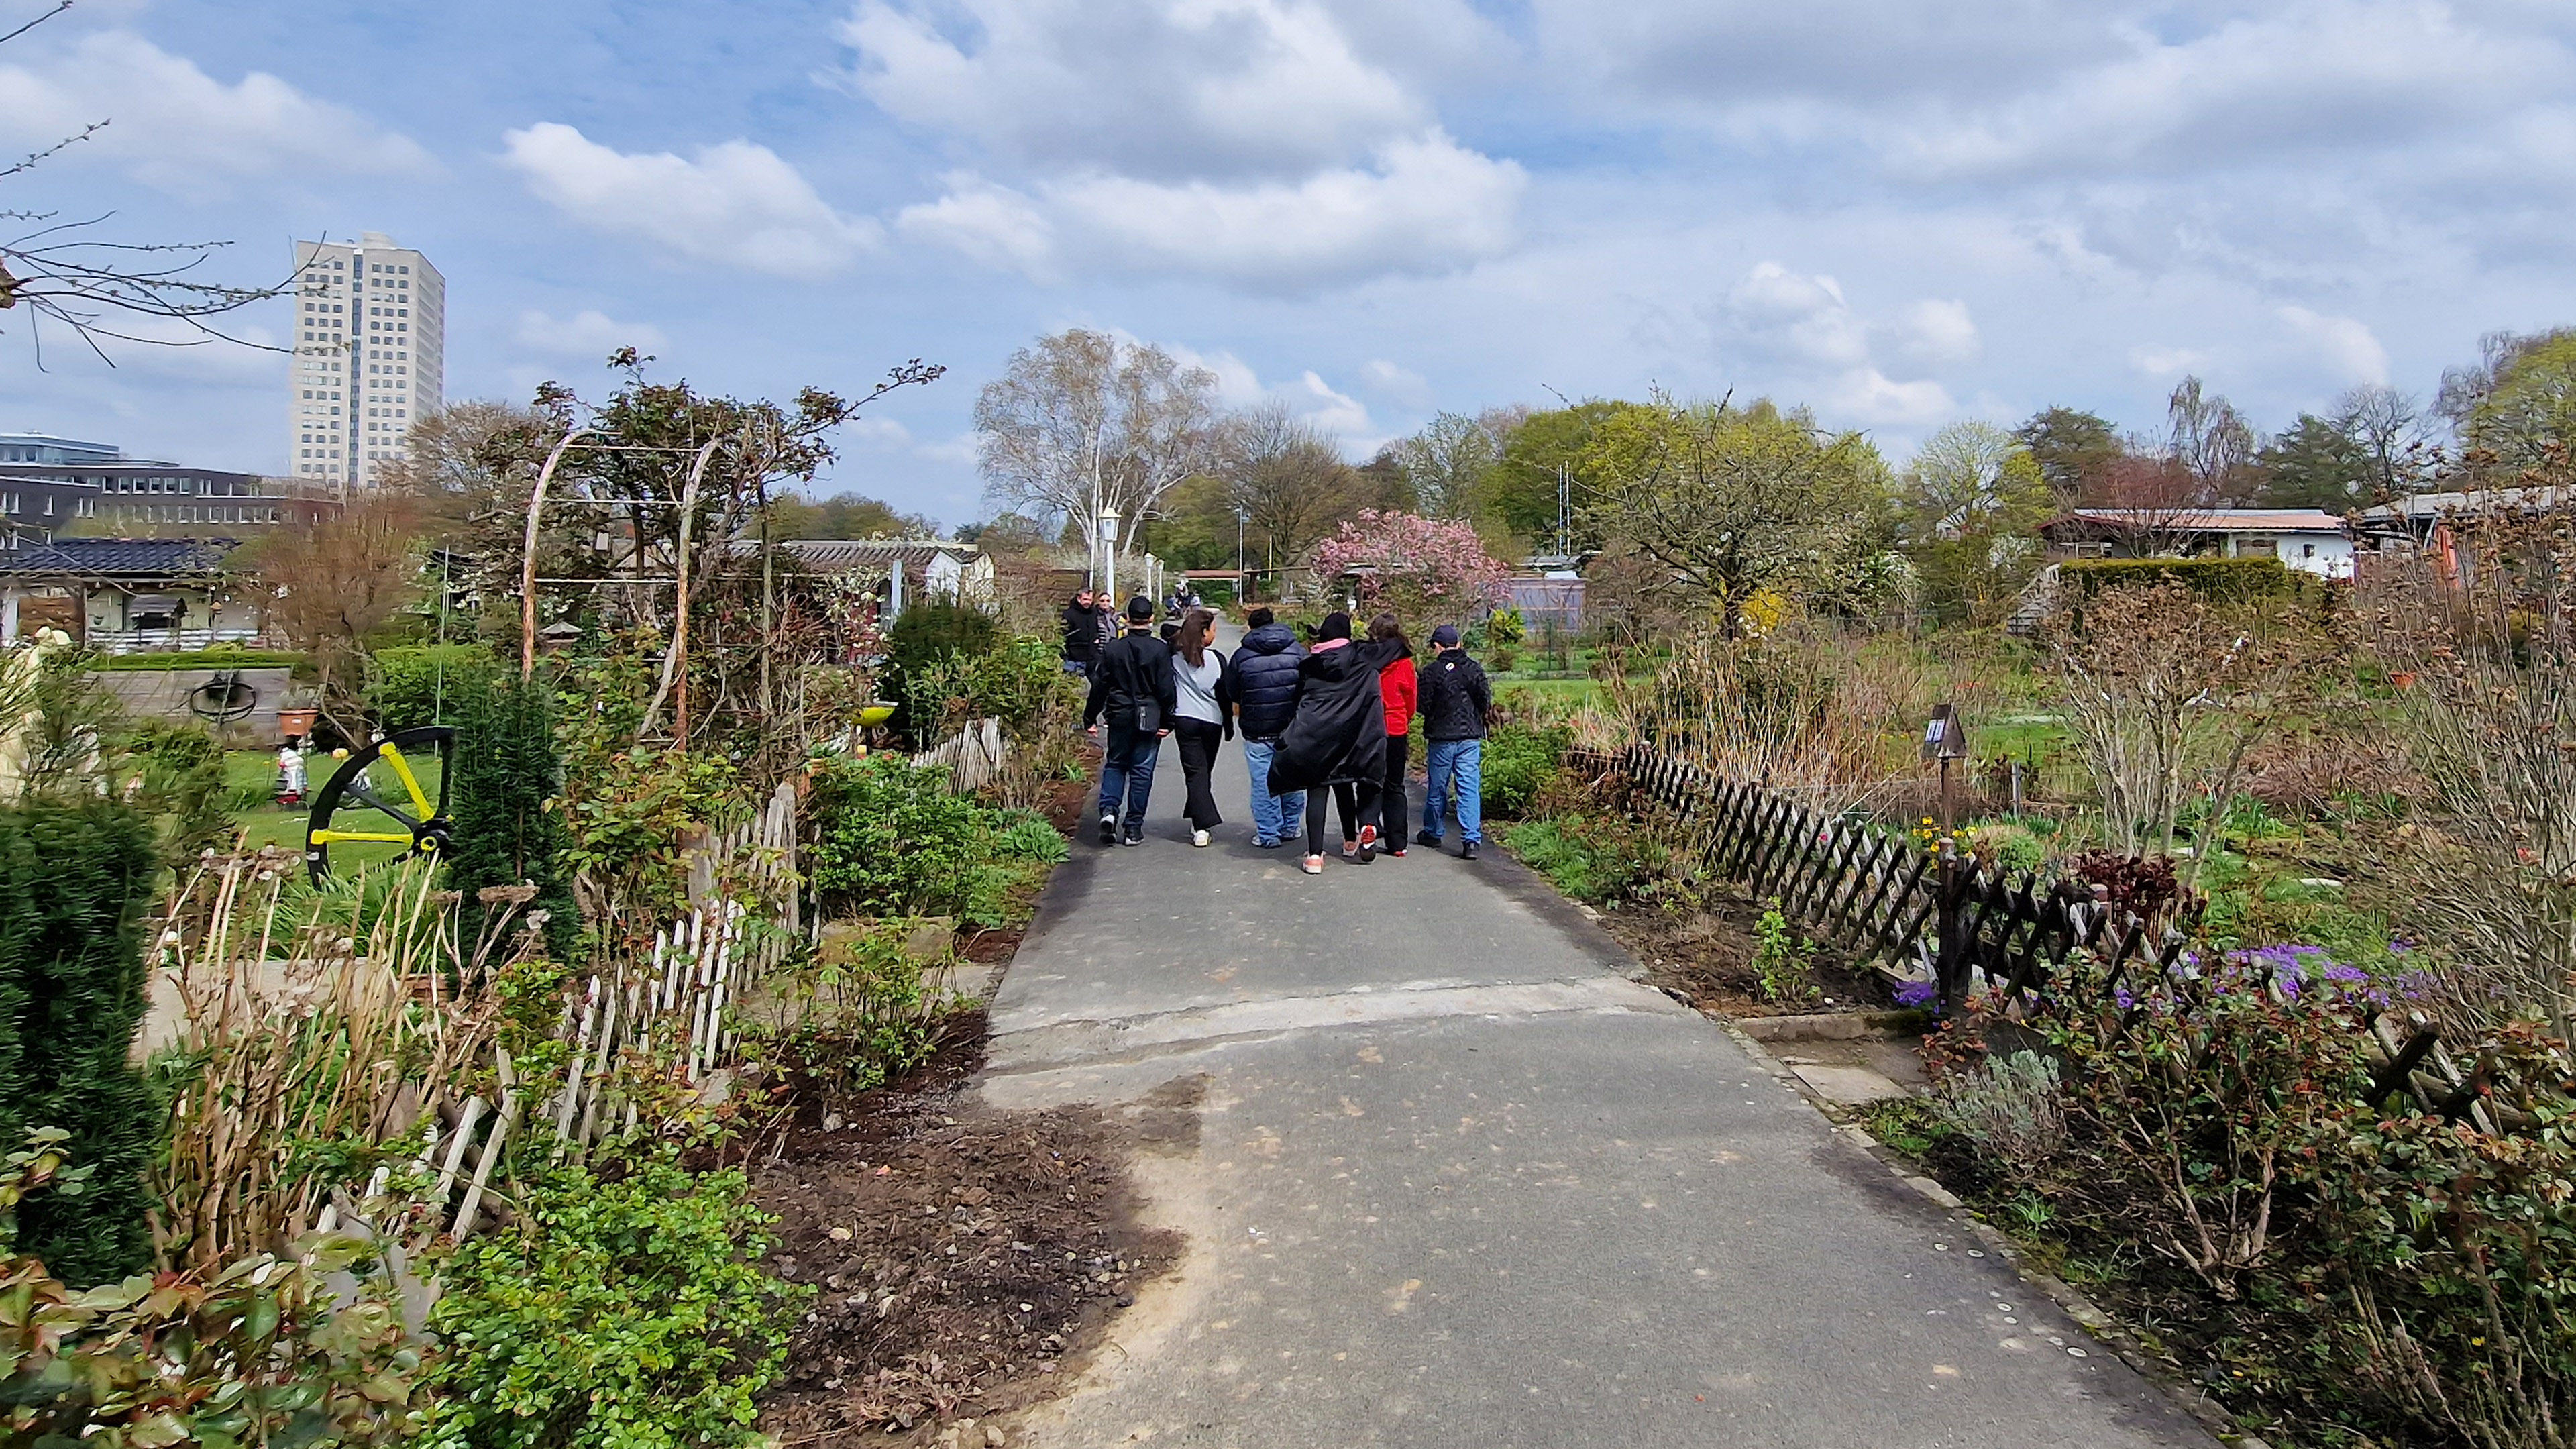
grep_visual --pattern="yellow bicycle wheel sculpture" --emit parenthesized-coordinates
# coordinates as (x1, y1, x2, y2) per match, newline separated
(304, 725, 455, 885)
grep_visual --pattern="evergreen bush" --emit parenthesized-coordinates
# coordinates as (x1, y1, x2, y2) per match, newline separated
(366, 643, 502, 730)
(0, 801, 162, 1285)
(2061, 556, 2298, 601)
(881, 599, 1000, 737)
(448, 672, 578, 959)
(1481, 720, 1572, 819)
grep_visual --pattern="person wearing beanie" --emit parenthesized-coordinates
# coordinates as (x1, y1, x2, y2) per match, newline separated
(1082, 595, 1177, 846)
(1415, 622, 1493, 860)
(1265, 610, 1403, 873)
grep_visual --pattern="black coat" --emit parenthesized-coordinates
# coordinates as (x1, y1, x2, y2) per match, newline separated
(1083, 629, 1177, 731)
(1417, 649, 1493, 740)
(1267, 639, 1403, 794)
(1226, 623, 1305, 739)
(1059, 597, 1095, 661)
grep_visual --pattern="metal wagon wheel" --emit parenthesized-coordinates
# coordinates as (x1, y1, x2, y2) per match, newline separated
(304, 725, 456, 885)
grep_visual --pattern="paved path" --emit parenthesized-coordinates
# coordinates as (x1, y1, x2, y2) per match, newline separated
(983, 651, 2212, 1448)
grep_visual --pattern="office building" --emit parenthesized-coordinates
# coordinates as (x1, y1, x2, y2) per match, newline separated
(0, 433, 129, 466)
(286, 231, 445, 490)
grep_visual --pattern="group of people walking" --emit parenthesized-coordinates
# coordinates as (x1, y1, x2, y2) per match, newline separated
(1069, 591, 1491, 875)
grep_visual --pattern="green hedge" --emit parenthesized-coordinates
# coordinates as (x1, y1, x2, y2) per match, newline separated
(367, 643, 503, 730)
(90, 650, 307, 672)
(0, 801, 162, 1286)
(2060, 556, 2299, 600)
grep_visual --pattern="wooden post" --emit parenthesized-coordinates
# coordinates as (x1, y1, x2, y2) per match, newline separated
(521, 425, 596, 680)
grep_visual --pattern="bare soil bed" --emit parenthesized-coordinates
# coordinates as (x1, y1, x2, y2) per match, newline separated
(751, 1019, 1181, 1444)
(1585, 883, 1892, 1018)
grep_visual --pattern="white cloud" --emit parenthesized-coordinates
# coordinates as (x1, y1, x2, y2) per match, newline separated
(1708, 262, 1969, 423)
(839, 0, 1421, 182)
(0, 30, 433, 197)
(2277, 305, 2390, 384)
(895, 175, 1057, 278)
(1048, 130, 1521, 288)
(1160, 339, 1380, 448)
(513, 309, 667, 359)
(500, 123, 881, 278)
(1287, 370, 1375, 439)
(843, 417, 915, 447)
(1897, 3, 2548, 180)
(1359, 358, 1432, 407)
(2131, 343, 2214, 378)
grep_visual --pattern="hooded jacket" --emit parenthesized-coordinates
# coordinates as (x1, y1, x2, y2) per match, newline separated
(1226, 622, 1305, 739)
(1378, 653, 1418, 737)
(1266, 637, 1404, 795)
(1083, 627, 1178, 733)
(1417, 649, 1493, 741)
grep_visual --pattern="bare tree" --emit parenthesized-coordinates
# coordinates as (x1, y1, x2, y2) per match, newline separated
(248, 489, 429, 737)
(1394, 407, 1523, 519)
(2167, 376, 2259, 504)
(973, 329, 1221, 566)
(0, 2, 297, 365)
(1220, 401, 1364, 580)
(2330, 384, 2435, 500)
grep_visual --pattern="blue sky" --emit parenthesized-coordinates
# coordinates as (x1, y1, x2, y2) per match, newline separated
(1, 0, 2572, 527)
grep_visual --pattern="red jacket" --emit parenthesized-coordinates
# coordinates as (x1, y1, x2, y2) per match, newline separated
(1378, 654, 1419, 736)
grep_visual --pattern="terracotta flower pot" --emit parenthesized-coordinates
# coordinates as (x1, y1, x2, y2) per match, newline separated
(278, 707, 319, 741)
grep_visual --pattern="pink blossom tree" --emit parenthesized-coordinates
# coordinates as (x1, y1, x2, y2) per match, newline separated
(1309, 509, 1511, 627)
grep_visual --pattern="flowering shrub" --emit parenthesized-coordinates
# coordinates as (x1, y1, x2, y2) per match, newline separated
(1309, 509, 1509, 625)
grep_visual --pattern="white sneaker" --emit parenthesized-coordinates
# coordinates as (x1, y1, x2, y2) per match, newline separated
(1191, 828, 1211, 848)
(1301, 853, 1325, 875)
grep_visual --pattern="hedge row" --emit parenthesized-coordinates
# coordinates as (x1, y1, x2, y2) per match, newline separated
(2060, 556, 2302, 600)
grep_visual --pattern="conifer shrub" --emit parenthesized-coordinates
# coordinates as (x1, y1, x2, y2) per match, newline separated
(447, 671, 578, 959)
(0, 800, 162, 1285)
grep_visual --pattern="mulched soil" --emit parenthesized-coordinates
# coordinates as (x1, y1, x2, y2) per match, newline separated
(1585, 881, 1892, 1018)
(750, 1018, 1181, 1445)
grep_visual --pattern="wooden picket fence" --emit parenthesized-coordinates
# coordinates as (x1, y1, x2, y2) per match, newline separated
(407, 780, 801, 1241)
(1597, 743, 2504, 1132)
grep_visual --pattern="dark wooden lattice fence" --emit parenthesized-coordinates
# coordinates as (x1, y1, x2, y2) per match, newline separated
(1586, 744, 2504, 1131)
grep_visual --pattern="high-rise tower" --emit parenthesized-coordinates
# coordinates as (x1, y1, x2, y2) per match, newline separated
(285, 231, 445, 492)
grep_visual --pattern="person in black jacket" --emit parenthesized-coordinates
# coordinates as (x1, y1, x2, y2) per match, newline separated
(1415, 623, 1493, 859)
(1083, 596, 1177, 847)
(1059, 588, 1098, 676)
(1267, 611, 1403, 873)
(1224, 607, 1306, 847)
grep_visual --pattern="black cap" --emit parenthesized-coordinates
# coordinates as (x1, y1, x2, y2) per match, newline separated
(1127, 596, 1155, 623)
(1431, 624, 1460, 647)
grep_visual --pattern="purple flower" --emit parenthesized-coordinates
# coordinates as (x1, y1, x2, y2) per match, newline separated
(2322, 964, 2368, 984)
(1894, 979, 1939, 1009)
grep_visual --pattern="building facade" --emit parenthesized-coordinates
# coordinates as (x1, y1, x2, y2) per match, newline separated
(286, 231, 445, 491)
(0, 433, 125, 465)
(0, 464, 333, 537)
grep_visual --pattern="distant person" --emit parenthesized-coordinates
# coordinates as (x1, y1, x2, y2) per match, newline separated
(1059, 587, 1098, 676)
(1083, 596, 1176, 847)
(1415, 623, 1493, 861)
(1370, 613, 1418, 858)
(1268, 611, 1403, 875)
(1225, 606, 1306, 849)
(1169, 608, 1233, 848)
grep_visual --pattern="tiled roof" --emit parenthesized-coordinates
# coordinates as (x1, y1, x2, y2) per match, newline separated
(2051, 508, 2347, 533)
(746, 538, 984, 569)
(0, 535, 239, 577)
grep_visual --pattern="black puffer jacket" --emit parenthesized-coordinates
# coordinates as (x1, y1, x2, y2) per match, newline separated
(1226, 623, 1304, 739)
(1417, 649, 1492, 740)
(1267, 639, 1403, 795)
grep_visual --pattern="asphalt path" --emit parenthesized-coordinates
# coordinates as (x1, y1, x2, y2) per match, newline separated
(981, 629, 2213, 1448)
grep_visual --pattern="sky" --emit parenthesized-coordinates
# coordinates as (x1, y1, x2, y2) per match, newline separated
(0, 0, 2571, 528)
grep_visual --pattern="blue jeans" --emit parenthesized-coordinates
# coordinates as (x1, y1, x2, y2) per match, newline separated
(1421, 738, 1483, 844)
(1241, 737, 1306, 846)
(1097, 722, 1159, 828)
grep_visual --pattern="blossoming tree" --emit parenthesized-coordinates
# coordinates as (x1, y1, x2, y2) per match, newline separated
(1309, 509, 1511, 627)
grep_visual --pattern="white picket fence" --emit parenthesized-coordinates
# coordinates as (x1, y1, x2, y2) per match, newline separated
(410, 780, 800, 1241)
(913, 715, 1006, 794)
